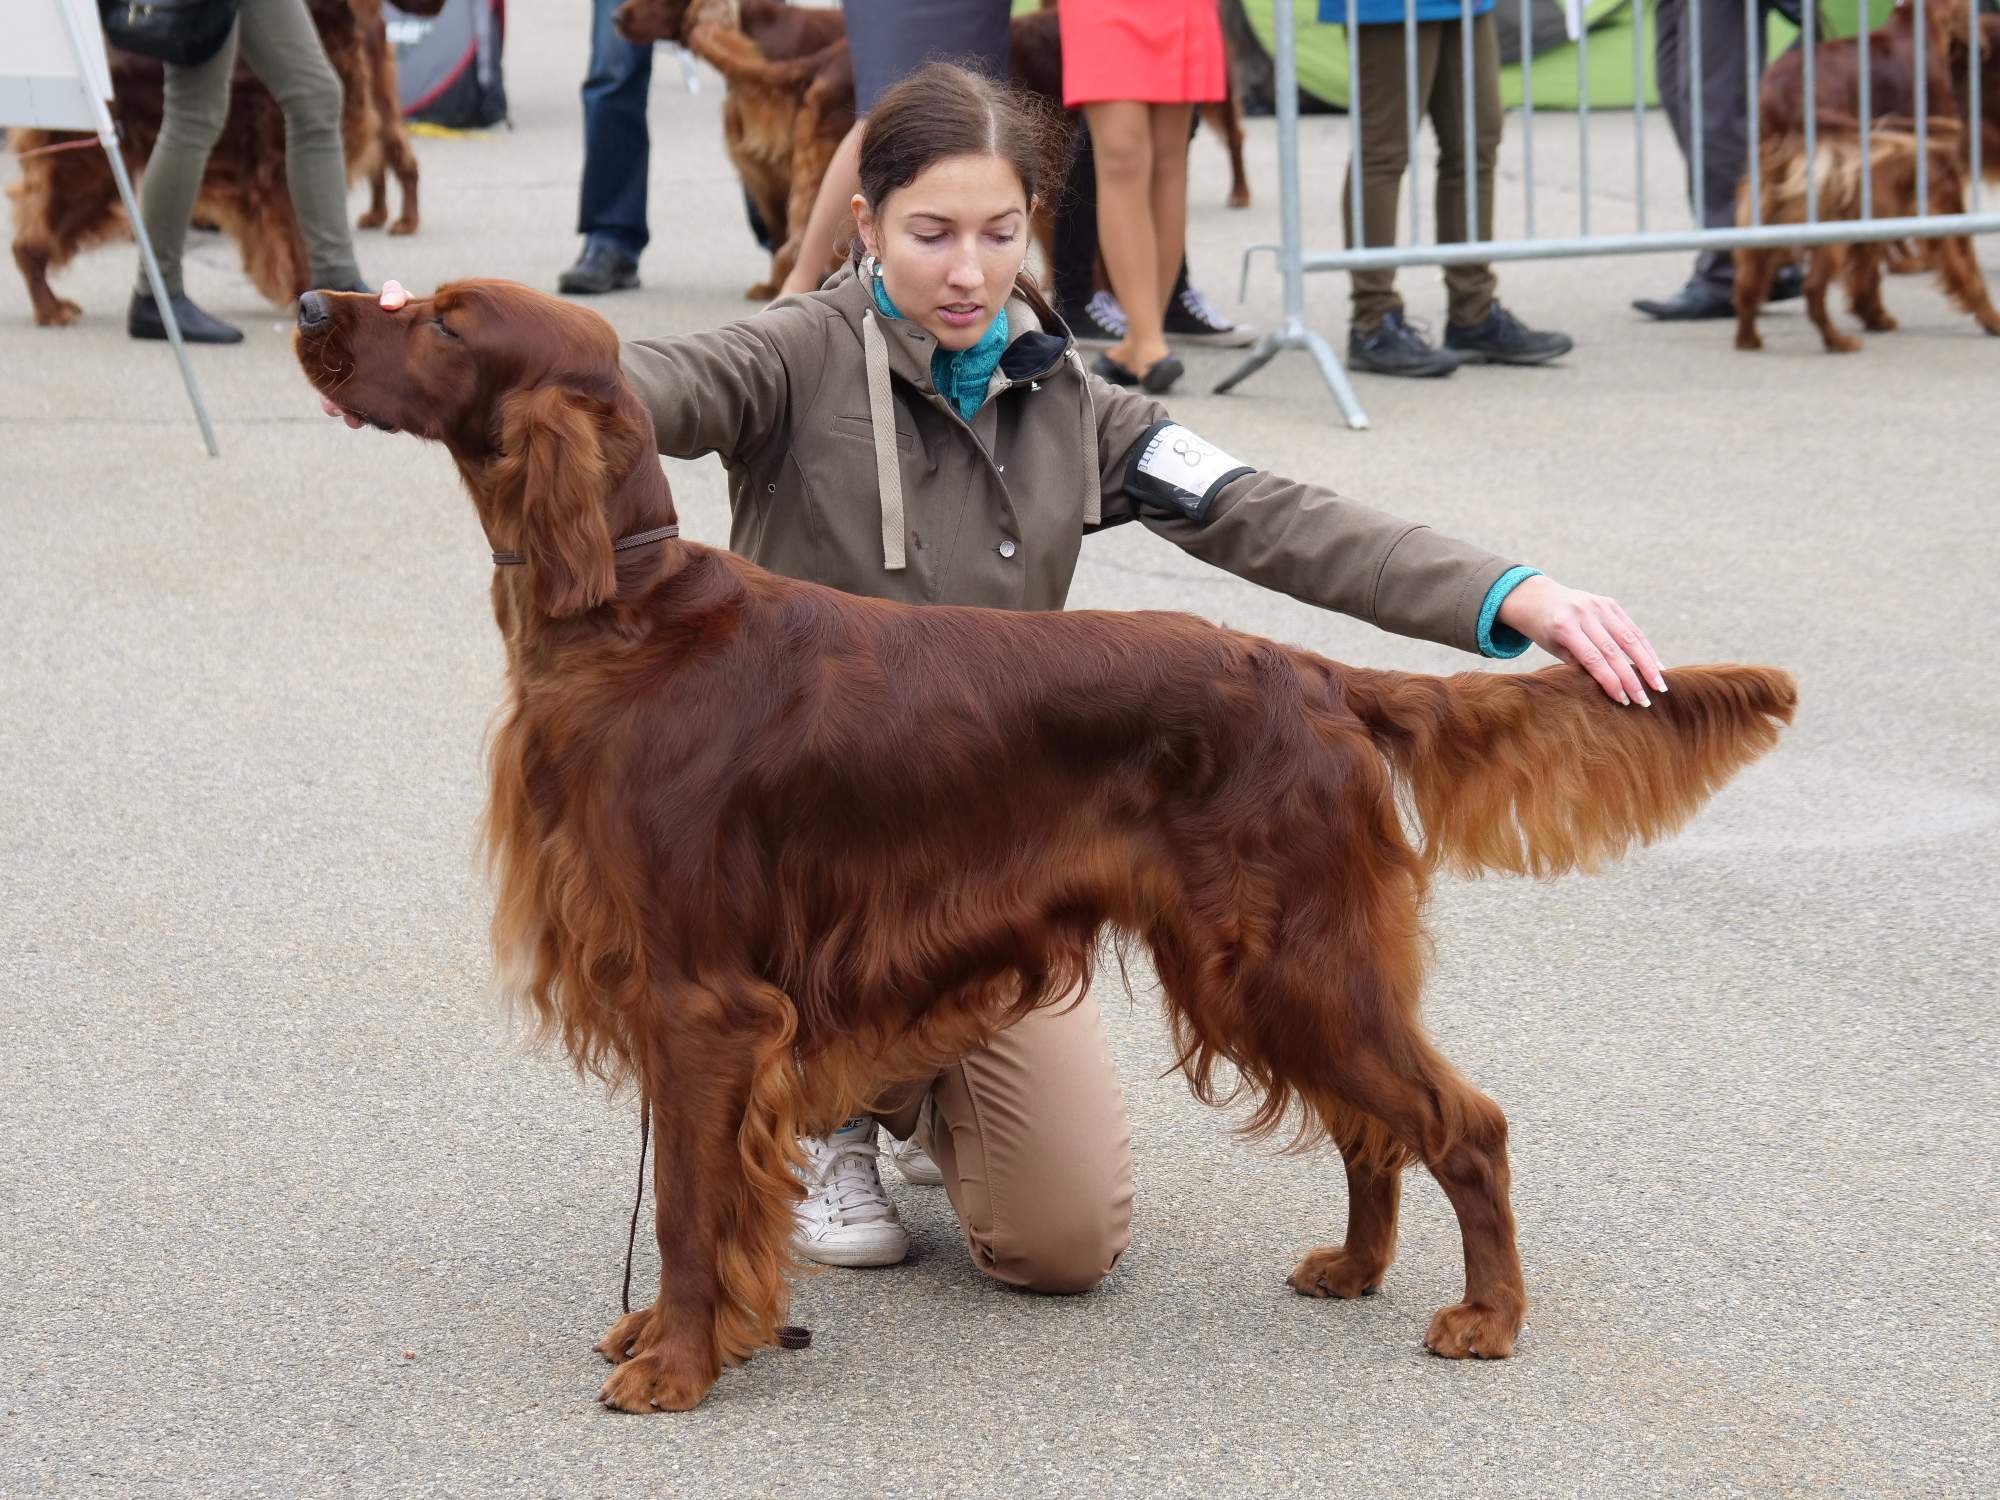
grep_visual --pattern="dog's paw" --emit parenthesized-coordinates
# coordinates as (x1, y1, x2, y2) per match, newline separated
(1287, 1245, 1386, 1300)
(1824, 334, 1862, 354)
(356, 207, 388, 230)
(34, 298, 83, 328)
(388, 217, 419, 238)
(597, 1348, 717, 1413)
(1733, 329, 1763, 351)
(594, 1306, 654, 1365)
(1423, 1300, 1522, 1359)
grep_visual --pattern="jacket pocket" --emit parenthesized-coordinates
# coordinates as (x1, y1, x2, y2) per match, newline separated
(830, 414, 916, 453)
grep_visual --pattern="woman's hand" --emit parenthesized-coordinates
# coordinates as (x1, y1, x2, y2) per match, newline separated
(1494, 574, 1668, 707)
(318, 281, 409, 429)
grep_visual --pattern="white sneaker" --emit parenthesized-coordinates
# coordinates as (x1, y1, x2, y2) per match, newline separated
(884, 1134, 944, 1186)
(792, 1118, 909, 1267)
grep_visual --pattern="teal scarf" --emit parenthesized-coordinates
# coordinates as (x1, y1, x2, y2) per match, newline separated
(870, 272, 1010, 422)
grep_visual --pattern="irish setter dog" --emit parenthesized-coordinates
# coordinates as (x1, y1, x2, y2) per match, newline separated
(1760, 0, 1997, 176)
(1734, 116, 2000, 351)
(293, 280, 1796, 1412)
(9, 0, 433, 327)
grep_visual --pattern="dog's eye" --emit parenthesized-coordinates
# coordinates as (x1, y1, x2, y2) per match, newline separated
(432, 317, 459, 340)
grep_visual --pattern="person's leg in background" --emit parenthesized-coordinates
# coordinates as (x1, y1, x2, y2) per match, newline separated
(129, 18, 245, 342)
(1344, 21, 1460, 377)
(878, 993, 1135, 1295)
(238, 0, 365, 295)
(1635, 0, 1796, 318)
(1052, 123, 1128, 342)
(1085, 100, 1186, 391)
(1053, 121, 1253, 349)
(1435, 12, 1572, 364)
(561, 0, 654, 295)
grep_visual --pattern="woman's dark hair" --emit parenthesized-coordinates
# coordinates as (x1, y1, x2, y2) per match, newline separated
(857, 62, 1073, 222)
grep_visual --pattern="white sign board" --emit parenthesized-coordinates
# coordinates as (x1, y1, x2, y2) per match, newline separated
(1, 0, 115, 131)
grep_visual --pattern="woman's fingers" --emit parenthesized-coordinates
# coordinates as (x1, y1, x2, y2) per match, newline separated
(1608, 602, 1668, 693)
(1555, 618, 1629, 704)
(1581, 612, 1649, 706)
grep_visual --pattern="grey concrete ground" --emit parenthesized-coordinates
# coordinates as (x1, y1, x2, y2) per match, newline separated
(4, 5, 1997, 1496)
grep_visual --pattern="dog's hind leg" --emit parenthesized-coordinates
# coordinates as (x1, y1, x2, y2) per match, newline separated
(1286, 1120, 1404, 1300)
(1807, 246, 1861, 352)
(1931, 233, 2000, 335)
(1287, 988, 1524, 1358)
(1160, 823, 1526, 1357)
(1844, 243, 1898, 331)
(597, 979, 802, 1413)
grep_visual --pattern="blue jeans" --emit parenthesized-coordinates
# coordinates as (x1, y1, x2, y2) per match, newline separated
(577, 0, 653, 258)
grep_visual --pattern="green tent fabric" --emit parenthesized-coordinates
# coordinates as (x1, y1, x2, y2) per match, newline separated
(1236, 0, 1897, 112)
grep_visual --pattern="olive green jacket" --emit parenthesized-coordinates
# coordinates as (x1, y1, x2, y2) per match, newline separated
(620, 266, 1523, 653)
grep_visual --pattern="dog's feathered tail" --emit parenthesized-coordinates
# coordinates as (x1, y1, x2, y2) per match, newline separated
(1337, 663, 1798, 878)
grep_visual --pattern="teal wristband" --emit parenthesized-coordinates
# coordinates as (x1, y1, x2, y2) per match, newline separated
(1477, 566, 1541, 659)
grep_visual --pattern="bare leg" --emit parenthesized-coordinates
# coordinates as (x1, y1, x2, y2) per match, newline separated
(1147, 104, 1195, 333)
(1086, 100, 1170, 375)
(776, 117, 864, 299)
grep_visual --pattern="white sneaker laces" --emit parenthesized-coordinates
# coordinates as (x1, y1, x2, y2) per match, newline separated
(1179, 284, 1233, 331)
(806, 1135, 895, 1225)
(1085, 288, 1128, 336)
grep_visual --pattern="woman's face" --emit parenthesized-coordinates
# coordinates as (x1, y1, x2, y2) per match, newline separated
(855, 153, 1033, 351)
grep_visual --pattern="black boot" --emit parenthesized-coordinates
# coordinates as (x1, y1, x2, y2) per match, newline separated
(1347, 309, 1462, 378)
(558, 241, 640, 296)
(128, 290, 243, 344)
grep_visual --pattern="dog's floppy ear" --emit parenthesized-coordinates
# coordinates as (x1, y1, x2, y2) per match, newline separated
(494, 385, 617, 618)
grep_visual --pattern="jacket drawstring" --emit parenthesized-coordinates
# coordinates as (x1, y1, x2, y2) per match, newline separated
(862, 307, 907, 571)
(1069, 350, 1102, 528)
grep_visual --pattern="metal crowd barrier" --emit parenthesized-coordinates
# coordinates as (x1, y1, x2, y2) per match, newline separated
(1218, 0, 2000, 428)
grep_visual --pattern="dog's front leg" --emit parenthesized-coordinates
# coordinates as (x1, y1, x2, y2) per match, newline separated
(597, 983, 800, 1412)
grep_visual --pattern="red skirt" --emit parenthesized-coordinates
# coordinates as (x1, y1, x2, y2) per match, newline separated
(1059, 0, 1227, 107)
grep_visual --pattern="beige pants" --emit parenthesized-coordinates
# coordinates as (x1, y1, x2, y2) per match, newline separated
(877, 990, 1134, 1294)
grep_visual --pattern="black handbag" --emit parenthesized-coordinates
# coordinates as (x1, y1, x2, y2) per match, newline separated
(98, 0, 241, 69)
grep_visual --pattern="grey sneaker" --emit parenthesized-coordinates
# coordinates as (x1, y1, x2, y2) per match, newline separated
(1347, 309, 1462, 378)
(1444, 302, 1573, 365)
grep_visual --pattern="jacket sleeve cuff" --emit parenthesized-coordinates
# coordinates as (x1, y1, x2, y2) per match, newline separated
(1477, 566, 1541, 659)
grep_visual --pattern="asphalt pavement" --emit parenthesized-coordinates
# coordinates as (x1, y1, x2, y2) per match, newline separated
(3, 4, 1996, 1495)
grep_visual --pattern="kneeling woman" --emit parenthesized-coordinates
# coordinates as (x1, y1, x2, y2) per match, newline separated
(358, 64, 1665, 1291)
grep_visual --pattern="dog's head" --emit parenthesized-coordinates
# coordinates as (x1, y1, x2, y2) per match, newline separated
(612, 0, 693, 47)
(294, 280, 672, 619)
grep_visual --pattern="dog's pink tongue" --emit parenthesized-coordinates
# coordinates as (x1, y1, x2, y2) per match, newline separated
(379, 280, 408, 311)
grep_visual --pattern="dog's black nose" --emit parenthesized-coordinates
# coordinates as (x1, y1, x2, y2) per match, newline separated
(297, 291, 329, 329)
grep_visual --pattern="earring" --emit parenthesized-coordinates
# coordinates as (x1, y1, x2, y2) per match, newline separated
(862, 253, 882, 283)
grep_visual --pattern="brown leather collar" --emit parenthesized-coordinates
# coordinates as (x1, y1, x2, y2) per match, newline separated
(491, 522, 680, 567)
